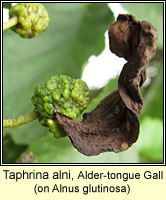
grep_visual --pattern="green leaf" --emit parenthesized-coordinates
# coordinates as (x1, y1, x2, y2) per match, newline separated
(141, 60, 163, 120)
(137, 117, 163, 162)
(121, 3, 163, 48)
(3, 3, 11, 9)
(26, 133, 139, 163)
(3, 134, 27, 163)
(3, 3, 114, 145)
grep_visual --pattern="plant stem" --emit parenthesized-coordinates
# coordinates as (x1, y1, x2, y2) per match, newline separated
(3, 16, 18, 31)
(3, 110, 37, 128)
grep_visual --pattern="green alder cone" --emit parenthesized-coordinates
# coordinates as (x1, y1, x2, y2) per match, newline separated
(31, 75, 89, 137)
(9, 3, 50, 38)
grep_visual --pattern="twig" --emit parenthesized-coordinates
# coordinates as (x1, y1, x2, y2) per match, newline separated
(3, 16, 18, 31)
(3, 109, 37, 128)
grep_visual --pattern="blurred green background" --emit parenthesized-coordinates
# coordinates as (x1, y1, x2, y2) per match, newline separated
(3, 3, 163, 163)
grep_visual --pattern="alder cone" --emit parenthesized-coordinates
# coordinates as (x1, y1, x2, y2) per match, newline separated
(9, 3, 50, 38)
(31, 75, 89, 137)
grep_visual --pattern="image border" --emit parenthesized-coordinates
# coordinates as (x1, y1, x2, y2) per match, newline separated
(1, 0, 165, 166)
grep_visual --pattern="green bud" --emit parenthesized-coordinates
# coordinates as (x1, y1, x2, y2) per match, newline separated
(46, 80, 57, 91)
(62, 89, 70, 99)
(31, 75, 89, 137)
(43, 94, 52, 103)
(44, 103, 54, 115)
(52, 90, 61, 101)
(64, 108, 77, 119)
(71, 89, 79, 100)
(9, 3, 50, 38)
(47, 119, 66, 138)
(31, 96, 37, 105)
(40, 118, 48, 127)
(63, 101, 72, 109)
